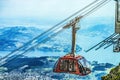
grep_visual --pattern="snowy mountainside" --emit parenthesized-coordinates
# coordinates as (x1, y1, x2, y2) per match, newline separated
(0, 22, 114, 53)
(0, 26, 82, 52)
(0, 26, 41, 51)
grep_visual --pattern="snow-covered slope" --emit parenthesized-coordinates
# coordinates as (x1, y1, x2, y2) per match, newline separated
(0, 26, 82, 53)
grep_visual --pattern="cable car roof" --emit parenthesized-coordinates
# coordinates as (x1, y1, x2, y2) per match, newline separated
(60, 54, 84, 60)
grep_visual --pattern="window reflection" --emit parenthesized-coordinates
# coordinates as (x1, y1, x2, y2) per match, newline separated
(78, 58, 91, 75)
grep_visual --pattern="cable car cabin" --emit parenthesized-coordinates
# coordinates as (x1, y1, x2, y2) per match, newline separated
(53, 17, 91, 76)
(53, 54, 91, 76)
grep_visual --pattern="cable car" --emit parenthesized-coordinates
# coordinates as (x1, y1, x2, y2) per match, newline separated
(53, 54, 91, 76)
(53, 21, 91, 76)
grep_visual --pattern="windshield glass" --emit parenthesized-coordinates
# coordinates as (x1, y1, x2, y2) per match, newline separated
(78, 57, 90, 68)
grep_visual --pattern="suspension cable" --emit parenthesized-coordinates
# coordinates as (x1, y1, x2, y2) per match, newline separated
(0, 0, 111, 66)
(1, 27, 65, 66)
(0, 0, 99, 62)
(82, 0, 111, 17)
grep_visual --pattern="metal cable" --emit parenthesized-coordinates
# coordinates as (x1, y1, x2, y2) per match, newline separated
(0, 0, 111, 66)
(82, 0, 111, 17)
(0, 0, 99, 62)
(85, 33, 116, 52)
(1, 27, 65, 66)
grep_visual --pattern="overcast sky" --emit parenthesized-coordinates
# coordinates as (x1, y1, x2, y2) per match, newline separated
(0, 0, 115, 28)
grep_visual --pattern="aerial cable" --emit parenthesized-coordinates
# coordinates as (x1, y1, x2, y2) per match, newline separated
(1, 0, 109, 65)
(77, 0, 104, 16)
(96, 34, 119, 47)
(82, 0, 111, 18)
(72, 0, 106, 18)
(94, 33, 119, 50)
(96, 33, 120, 49)
(85, 33, 116, 52)
(0, 0, 98, 62)
(36, 0, 99, 40)
(0, 0, 112, 65)
(1, 27, 65, 66)
(47, 0, 107, 34)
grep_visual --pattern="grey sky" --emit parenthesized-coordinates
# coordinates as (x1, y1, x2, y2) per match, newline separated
(0, 0, 115, 27)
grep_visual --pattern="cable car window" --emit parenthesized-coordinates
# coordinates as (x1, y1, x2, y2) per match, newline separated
(78, 58, 87, 67)
(59, 59, 76, 72)
(78, 58, 91, 75)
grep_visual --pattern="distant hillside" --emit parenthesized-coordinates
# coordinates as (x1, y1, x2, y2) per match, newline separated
(79, 24, 113, 38)
(102, 64, 120, 80)
(0, 26, 41, 51)
(0, 26, 82, 52)
(0, 23, 113, 52)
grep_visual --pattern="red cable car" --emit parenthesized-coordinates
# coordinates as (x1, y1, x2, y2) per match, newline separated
(53, 54, 91, 76)
(53, 21, 91, 76)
